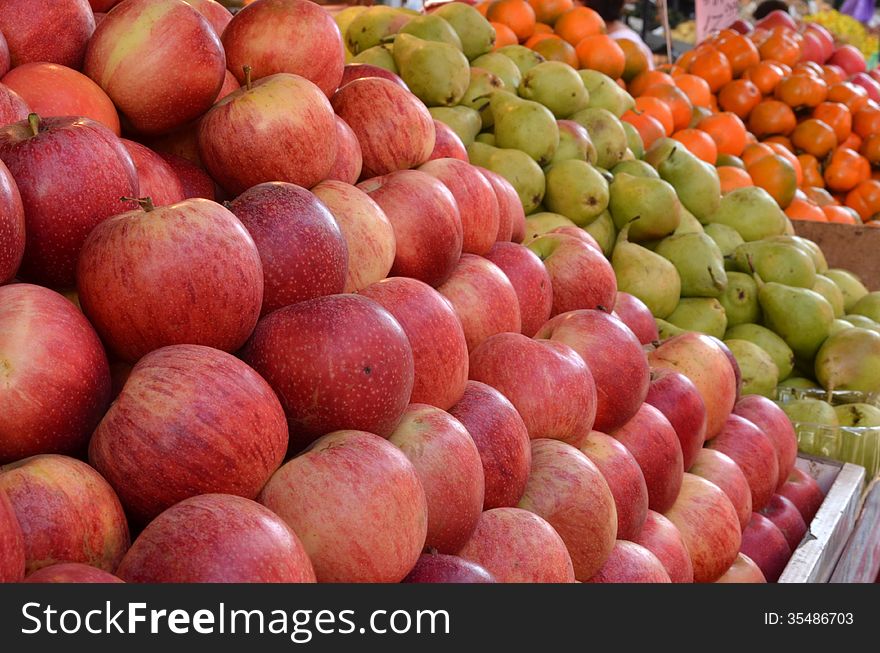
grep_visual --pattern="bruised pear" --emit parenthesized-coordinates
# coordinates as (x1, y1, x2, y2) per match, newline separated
(470, 52, 522, 91)
(718, 272, 761, 327)
(496, 45, 545, 76)
(543, 159, 608, 226)
(393, 34, 470, 107)
(569, 107, 628, 170)
(815, 327, 880, 394)
(655, 232, 727, 298)
(522, 212, 576, 242)
(608, 173, 681, 241)
(491, 92, 559, 166)
(347, 6, 412, 54)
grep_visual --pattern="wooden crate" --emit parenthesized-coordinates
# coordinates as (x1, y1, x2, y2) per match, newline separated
(829, 477, 880, 583)
(792, 222, 880, 291)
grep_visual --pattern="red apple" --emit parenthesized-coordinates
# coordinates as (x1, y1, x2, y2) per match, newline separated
(24, 562, 123, 583)
(358, 169, 462, 287)
(478, 167, 525, 243)
(663, 473, 742, 583)
(484, 241, 552, 337)
(217, 69, 240, 101)
(729, 19, 753, 35)
(537, 309, 650, 432)
(740, 512, 791, 582)
(0, 488, 24, 582)
(448, 381, 532, 510)
(458, 507, 575, 582)
(222, 0, 343, 97)
(89, 1, 121, 12)
(312, 179, 396, 293)
(805, 24, 834, 63)
(632, 509, 694, 583)
(0, 158, 24, 284)
(116, 494, 315, 583)
(715, 552, 766, 583)
(0, 0, 94, 69)
(828, 45, 866, 76)
(144, 122, 201, 165)
(850, 72, 880, 103)
(182, 0, 231, 36)
(0, 29, 9, 78)
(760, 493, 807, 551)
(229, 182, 348, 315)
(0, 114, 138, 288)
(359, 277, 468, 410)
(707, 414, 779, 512)
(325, 115, 363, 185)
(339, 63, 410, 91)
(778, 467, 824, 524)
(755, 10, 797, 32)
(241, 294, 414, 450)
(614, 291, 660, 345)
(648, 332, 738, 440)
(587, 540, 671, 583)
(259, 430, 427, 583)
(799, 30, 826, 64)
(333, 78, 435, 179)
(0, 284, 110, 463)
(84, 0, 224, 135)
(198, 73, 337, 195)
(403, 553, 495, 583)
(548, 225, 601, 251)
(689, 448, 752, 530)
(77, 198, 263, 363)
(645, 368, 707, 472)
(390, 404, 484, 554)
(469, 332, 598, 444)
(0, 83, 30, 128)
(428, 120, 468, 162)
(556, 119, 594, 162)
(89, 345, 288, 523)
(709, 335, 743, 402)
(0, 454, 129, 575)
(734, 394, 797, 490)
(2, 63, 120, 134)
(121, 139, 185, 207)
(158, 152, 215, 200)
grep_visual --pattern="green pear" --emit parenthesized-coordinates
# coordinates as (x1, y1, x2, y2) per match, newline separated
(522, 212, 575, 242)
(646, 139, 721, 222)
(665, 297, 728, 339)
(579, 69, 634, 116)
(543, 159, 609, 226)
(789, 236, 828, 273)
(398, 14, 463, 49)
(704, 223, 744, 263)
(840, 314, 880, 333)
(459, 67, 504, 127)
(824, 269, 868, 312)
(550, 120, 596, 165)
(611, 160, 659, 179)
(778, 377, 820, 390)
(467, 141, 545, 214)
(782, 397, 839, 457)
(656, 232, 727, 298)
(759, 281, 834, 361)
(656, 318, 686, 340)
(836, 403, 880, 427)
(518, 61, 589, 119)
(582, 210, 616, 256)
(835, 403, 880, 472)
(732, 240, 817, 288)
(814, 327, 880, 394)
(673, 208, 705, 235)
(782, 398, 839, 427)
(813, 275, 845, 318)
(719, 272, 762, 327)
(351, 44, 398, 72)
(621, 122, 644, 160)
(432, 2, 495, 60)
(475, 132, 496, 145)
(612, 227, 681, 318)
(850, 291, 880, 322)
(569, 107, 628, 170)
(470, 52, 522, 91)
(707, 186, 787, 241)
(491, 91, 559, 166)
(429, 106, 482, 146)
(496, 45, 546, 76)
(393, 34, 470, 107)
(724, 339, 779, 398)
(725, 323, 794, 380)
(346, 6, 412, 54)
(829, 319, 854, 335)
(608, 173, 681, 241)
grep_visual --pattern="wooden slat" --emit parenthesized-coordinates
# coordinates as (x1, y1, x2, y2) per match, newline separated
(830, 478, 880, 583)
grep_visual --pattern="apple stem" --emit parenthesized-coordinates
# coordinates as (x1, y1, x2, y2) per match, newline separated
(243, 65, 252, 91)
(27, 113, 40, 137)
(121, 196, 156, 212)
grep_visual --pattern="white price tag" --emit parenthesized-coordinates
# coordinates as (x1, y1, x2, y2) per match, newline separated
(695, 0, 740, 43)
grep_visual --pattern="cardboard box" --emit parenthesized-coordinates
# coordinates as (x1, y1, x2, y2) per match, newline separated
(792, 222, 880, 291)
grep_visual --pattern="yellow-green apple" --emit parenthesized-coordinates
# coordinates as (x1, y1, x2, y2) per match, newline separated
(24, 562, 123, 583)
(734, 395, 798, 490)
(403, 553, 495, 583)
(181, 0, 231, 36)
(448, 381, 532, 510)
(419, 158, 500, 256)
(326, 116, 362, 185)
(518, 439, 617, 580)
(221, 0, 344, 96)
(259, 430, 427, 583)
(0, 158, 23, 283)
(760, 494, 807, 550)
(707, 414, 779, 512)
(0, 489, 24, 582)
(389, 404, 484, 554)
(334, 78, 435, 179)
(0, 0, 94, 69)
(537, 309, 650, 432)
(121, 139, 185, 207)
(229, 182, 348, 316)
(739, 512, 791, 582)
(116, 494, 316, 583)
(478, 167, 525, 243)
(0, 284, 110, 462)
(528, 232, 617, 315)
(648, 332, 738, 439)
(89, 345, 288, 523)
(469, 332, 598, 443)
(484, 241, 552, 337)
(428, 121, 468, 162)
(778, 467, 824, 524)
(575, 431, 648, 541)
(158, 152, 215, 200)
(458, 507, 575, 582)
(612, 403, 684, 512)
(0, 115, 137, 288)
(340, 63, 409, 91)
(0, 83, 29, 127)
(84, 0, 224, 135)
(358, 169, 462, 287)
(198, 73, 337, 195)
(689, 448, 752, 530)
(241, 294, 414, 451)
(0, 29, 8, 77)
(312, 179, 395, 293)
(632, 509, 694, 583)
(715, 552, 766, 583)
(437, 254, 521, 352)
(0, 454, 129, 575)
(613, 291, 659, 345)
(645, 368, 708, 471)
(586, 540, 671, 583)
(359, 277, 468, 410)
(2, 63, 120, 134)
(663, 473, 742, 583)
(76, 198, 263, 363)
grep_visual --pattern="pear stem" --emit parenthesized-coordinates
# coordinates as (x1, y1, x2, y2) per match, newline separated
(121, 196, 155, 212)
(27, 113, 40, 137)
(243, 65, 253, 91)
